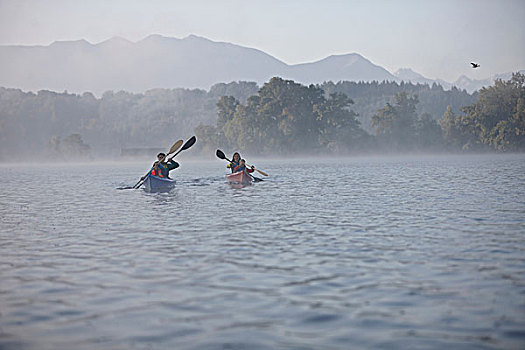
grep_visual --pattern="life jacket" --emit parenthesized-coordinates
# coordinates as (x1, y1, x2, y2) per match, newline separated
(234, 164, 254, 174)
(229, 161, 240, 173)
(234, 164, 246, 173)
(150, 162, 168, 177)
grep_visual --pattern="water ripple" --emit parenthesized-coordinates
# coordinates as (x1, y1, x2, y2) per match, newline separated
(1, 155, 524, 349)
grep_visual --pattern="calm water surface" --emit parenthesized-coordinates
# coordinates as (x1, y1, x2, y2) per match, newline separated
(1, 155, 524, 350)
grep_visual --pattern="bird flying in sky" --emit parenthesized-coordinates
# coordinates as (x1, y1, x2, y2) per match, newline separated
(471, 62, 480, 68)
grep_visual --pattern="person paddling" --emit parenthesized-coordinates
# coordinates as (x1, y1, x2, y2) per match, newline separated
(233, 159, 254, 174)
(226, 152, 241, 173)
(141, 152, 179, 180)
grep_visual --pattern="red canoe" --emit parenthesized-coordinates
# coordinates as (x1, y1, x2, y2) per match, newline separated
(226, 170, 253, 184)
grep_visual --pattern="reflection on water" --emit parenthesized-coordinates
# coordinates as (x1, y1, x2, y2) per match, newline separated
(228, 182, 253, 190)
(0, 155, 524, 350)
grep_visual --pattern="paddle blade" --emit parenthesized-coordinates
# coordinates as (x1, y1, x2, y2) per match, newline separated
(171, 136, 197, 158)
(216, 149, 226, 159)
(168, 140, 183, 155)
(181, 136, 196, 151)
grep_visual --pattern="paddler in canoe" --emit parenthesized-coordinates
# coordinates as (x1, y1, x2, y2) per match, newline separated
(141, 152, 179, 181)
(118, 136, 196, 190)
(226, 152, 241, 173)
(227, 159, 255, 185)
(216, 149, 269, 182)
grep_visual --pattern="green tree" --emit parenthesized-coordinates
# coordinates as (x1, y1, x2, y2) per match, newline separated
(439, 105, 462, 149)
(210, 77, 363, 155)
(454, 72, 525, 151)
(415, 113, 443, 150)
(194, 123, 219, 156)
(216, 96, 239, 130)
(314, 92, 361, 152)
(371, 92, 419, 150)
(60, 133, 91, 157)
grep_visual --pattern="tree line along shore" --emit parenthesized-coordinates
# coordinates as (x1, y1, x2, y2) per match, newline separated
(0, 73, 523, 161)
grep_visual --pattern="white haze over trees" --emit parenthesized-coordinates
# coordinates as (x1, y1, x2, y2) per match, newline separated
(2, 73, 524, 161)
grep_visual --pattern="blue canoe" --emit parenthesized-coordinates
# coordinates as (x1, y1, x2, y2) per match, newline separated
(143, 174, 176, 192)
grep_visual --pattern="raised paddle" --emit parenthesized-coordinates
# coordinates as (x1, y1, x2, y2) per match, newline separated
(216, 149, 232, 162)
(215, 149, 268, 177)
(167, 140, 184, 156)
(170, 135, 196, 159)
(134, 136, 197, 189)
(216, 149, 267, 180)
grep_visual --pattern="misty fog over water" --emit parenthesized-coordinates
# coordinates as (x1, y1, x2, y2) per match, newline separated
(1, 155, 524, 349)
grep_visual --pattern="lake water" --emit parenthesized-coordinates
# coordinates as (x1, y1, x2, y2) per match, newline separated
(1, 155, 524, 350)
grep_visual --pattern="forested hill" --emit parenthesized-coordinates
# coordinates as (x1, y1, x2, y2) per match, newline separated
(195, 74, 523, 155)
(2, 75, 523, 161)
(320, 81, 476, 132)
(0, 81, 261, 160)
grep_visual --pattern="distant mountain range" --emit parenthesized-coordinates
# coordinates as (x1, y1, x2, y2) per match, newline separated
(392, 67, 522, 93)
(0, 34, 522, 95)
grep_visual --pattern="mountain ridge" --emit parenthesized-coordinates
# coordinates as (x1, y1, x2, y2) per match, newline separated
(0, 35, 520, 95)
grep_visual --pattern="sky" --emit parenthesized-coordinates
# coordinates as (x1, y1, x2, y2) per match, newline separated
(0, 0, 523, 82)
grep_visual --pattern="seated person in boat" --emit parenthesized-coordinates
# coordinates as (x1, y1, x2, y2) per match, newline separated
(142, 152, 179, 180)
(226, 152, 241, 173)
(233, 159, 254, 174)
